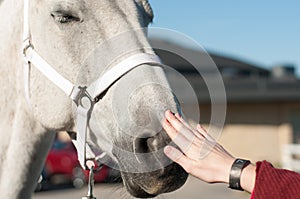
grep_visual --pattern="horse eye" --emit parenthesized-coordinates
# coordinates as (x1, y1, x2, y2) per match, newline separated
(51, 12, 80, 24)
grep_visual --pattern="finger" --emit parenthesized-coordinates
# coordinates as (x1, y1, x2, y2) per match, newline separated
(175, 113, 193, 131)
(196, 124, 208, 137)
(165, 111, 193, 139)
(174, 113, 205, 142)
(175, 114, 206, 143)
(162, 119, 194, 153)
(162, 118, 178, 140)
(164, 146, 192, 169)
(195, 124, 219, 158)
(166, 111, 199, 147)
(197, 124, 217, 143)
(165, 110, 185, 130)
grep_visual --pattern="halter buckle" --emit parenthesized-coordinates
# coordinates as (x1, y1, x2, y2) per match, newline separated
(22, 38, 33, 59)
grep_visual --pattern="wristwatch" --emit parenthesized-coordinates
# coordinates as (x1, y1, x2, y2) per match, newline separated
(229, 158, 251, 191)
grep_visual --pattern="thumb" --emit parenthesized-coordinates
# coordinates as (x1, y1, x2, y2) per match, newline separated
(164, 146, 190, 168)
(164, 145, 183, 161)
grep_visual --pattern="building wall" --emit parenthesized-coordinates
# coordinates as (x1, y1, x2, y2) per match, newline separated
(182, 101, 300, 165)
(219, 123, 292, 165)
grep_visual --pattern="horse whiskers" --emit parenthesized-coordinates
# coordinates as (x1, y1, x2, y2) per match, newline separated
(111, 175, 122, 183)
(103, 184, 131, 199)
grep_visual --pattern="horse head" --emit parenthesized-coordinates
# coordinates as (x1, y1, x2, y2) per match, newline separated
(22, 0, 187, 197)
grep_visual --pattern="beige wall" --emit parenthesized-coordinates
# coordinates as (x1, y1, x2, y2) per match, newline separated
(218, 124, 292, 165)
(182, 101, 300, 166)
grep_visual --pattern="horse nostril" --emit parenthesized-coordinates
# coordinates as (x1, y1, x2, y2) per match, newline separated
(133, 136, 160, 154)
(132, 133, 170, 173)
(134, 137, 149, 153)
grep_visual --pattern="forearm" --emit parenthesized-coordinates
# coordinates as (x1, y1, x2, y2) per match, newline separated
(240, 163, 256, 193)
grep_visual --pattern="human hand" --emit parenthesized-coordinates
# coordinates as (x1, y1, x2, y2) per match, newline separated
(162, 110, 235, 184)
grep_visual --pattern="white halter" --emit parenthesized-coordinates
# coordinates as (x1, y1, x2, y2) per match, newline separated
(22, 0, 162, 169)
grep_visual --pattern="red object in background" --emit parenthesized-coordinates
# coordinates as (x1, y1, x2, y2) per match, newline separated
(42, 140, 109, 188)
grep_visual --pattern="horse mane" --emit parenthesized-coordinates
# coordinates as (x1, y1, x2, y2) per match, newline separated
(136, 0, 154, 23)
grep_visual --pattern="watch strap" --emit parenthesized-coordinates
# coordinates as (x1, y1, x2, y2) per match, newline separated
(229, 158, 251, 191)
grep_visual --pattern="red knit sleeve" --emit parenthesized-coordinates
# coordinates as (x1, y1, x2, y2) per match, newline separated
(252, 160, 300, 199)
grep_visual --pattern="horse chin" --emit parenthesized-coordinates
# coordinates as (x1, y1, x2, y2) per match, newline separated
(123, 178, 157, 198)
(121, 163, 188, 198)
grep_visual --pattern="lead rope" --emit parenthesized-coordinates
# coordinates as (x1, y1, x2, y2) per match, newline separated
(82, 165, 96, 199)
(81, 160, 102, 199)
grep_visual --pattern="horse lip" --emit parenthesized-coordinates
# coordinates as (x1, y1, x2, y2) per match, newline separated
(123, 177, 157, 198)
(122, 170, 182, 197)
(135, 180, 165, 195)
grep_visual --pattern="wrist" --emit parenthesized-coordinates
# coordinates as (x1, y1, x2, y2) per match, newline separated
(228, 159, 251, 191)
(219, 158, 235, 184)
(240, 163, 256, 193)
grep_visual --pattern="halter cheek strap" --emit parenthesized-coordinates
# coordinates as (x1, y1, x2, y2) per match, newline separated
(22, 0, 163, 169)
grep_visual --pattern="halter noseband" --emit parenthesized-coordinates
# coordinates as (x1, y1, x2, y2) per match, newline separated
(22, 0, 163, 169)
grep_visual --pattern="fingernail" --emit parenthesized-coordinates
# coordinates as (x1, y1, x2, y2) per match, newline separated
(164, 146, 181, 160)
(164, 146, 172, 155)
(165, 110, 172, 116)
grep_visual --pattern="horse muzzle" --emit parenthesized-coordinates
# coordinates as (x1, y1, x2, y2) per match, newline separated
(121, 162, 188, 198)
(112, 129, 188, 198)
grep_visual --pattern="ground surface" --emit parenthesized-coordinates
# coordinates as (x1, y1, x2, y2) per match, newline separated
(33, 176, 250, 199)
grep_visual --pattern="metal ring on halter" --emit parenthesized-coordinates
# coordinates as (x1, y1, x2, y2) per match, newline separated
(71, 86, 94, 107)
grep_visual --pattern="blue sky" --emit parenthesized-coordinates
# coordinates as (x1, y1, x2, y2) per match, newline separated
(149, 0, 300, 75)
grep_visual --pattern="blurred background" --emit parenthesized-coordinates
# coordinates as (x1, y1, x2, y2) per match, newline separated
(149, 0, 300, 168)
(149, 0, 300, 76)
(34, 1, 300, 198)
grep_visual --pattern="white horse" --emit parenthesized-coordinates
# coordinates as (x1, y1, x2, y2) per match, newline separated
(0, 0, 188, 198)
